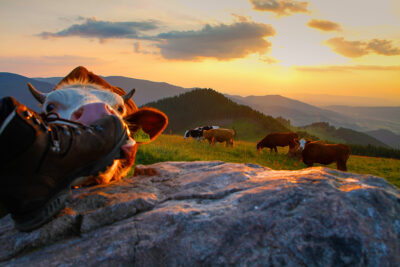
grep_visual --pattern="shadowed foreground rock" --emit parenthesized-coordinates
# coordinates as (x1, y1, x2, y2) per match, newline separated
(1, 161, 399, 266)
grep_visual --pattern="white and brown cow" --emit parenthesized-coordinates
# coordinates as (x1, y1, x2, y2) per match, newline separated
(27, 66, 168, 184)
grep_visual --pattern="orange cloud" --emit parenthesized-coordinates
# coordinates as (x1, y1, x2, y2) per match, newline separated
(307, 19, 341, 32)
(157, 22, 276, 61)
(367, 39, 400, 56)
(326, 37, 400, 58)
(249, 0, 309, 16)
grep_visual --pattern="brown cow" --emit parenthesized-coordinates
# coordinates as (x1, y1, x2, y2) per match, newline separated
(256, 132, 298, 153)
(203, 128, 235, 147)
(301, 142, 351, 171)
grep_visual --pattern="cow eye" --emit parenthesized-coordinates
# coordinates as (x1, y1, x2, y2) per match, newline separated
(46, 103, 56, 113)
(117, 105, 124, 114)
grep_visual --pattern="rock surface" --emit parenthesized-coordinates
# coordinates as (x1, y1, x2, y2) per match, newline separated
(1, 161, 399, 266)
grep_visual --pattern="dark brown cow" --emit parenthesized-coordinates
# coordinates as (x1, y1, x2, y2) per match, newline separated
(301, 142, 351, 171)
(256, 132, 299, 153)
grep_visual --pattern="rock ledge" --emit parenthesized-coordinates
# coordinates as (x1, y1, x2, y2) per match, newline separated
(1, 161, 399, 266)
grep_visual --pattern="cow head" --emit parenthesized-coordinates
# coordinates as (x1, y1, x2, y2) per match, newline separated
(28, 66, 168, 184)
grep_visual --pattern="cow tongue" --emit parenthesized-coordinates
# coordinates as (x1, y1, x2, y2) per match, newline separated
(121, 139, 137, 166)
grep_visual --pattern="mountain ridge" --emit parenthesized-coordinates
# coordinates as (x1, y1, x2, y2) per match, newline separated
(1, 72, 398, 147)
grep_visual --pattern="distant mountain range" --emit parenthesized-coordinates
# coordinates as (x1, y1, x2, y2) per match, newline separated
(226, 94, 361, 129)
(0, 73, 53, 111)
(283, 93, 400, 107)
(299, 122, 389, 148)
(325, 105, 400, 135)
(33, 76, 187, 106)
(365, 129, 400, 149)
(1, 71, 398, 148)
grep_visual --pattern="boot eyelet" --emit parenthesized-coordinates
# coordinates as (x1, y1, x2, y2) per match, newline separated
(94, 125, 103, 132)
(62, 126, 70, 136)
(33, 117, 41, 125)
(74, 128, 82, 135)
(51, 140, 61, 152)
(23, 110, 32, 118)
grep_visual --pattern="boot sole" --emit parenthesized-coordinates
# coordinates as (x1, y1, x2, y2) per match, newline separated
(13, 188, 70, 232)
(14, 119, 129, 232)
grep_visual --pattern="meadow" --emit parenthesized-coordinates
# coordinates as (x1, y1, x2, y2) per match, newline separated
(135, 134, 400, 188)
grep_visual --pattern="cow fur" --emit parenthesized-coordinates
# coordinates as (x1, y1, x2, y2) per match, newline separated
(301, 142, 351, 171)
(203, 128, 235, 147)
(184, 126, 219, 141)
(256, 132, 299, 153)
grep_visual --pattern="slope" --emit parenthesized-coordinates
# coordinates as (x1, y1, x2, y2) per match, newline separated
(300, 122, 389, 148)
(227, 94, 363, 130)
(144, 88, 290, 142)
(366, 129, 400, 149)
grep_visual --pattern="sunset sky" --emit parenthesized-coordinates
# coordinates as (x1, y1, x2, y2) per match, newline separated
(1, 0, 399, 105)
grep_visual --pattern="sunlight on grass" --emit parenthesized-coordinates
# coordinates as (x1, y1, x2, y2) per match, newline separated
(136, 135, 400, 188)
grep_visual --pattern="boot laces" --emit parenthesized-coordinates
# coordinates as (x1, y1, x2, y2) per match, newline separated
(41, 112, 94, 153)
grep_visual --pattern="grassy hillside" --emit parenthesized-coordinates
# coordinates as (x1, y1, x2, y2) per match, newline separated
(135, 135, 400, 188)
(299, 122, 388, 147)
(366, 129, 400, 149)
(144, 88, 289, 142)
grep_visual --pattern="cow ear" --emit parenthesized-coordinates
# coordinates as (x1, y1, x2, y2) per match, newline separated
(124, 107, 168, 144)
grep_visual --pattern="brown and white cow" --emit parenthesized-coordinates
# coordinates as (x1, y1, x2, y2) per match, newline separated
(27, 66, 168, 184)
(256, 132, 298, 153)
(203, 128, 235, 147)
(301, 142, 351, 171)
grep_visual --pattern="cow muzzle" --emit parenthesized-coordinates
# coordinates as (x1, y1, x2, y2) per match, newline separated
(71, 102, 118, 125)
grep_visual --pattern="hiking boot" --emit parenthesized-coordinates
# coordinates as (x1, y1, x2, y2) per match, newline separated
(0, 96, 129, 231)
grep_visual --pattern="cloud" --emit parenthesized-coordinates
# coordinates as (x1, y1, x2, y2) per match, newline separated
(260, 56, 278, 64)
(231, 13, 251, 23)
(325, 37, 368, 58)
(37, 17, 158, 41)
(367, 39, 400, 56)
(326, 37, 400, 58)
(155, 22, 275, 61)
(249, 0, 309, 16)
(295, 65, 400, 72)
(307, 19, 341, 32)
(133, 42, 157, 55)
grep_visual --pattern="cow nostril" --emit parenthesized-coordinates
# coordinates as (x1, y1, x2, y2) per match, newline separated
(71, 107, 84, 121)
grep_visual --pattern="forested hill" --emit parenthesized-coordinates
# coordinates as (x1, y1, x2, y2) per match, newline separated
(300, 122, 389, 148)
(143, 88, 289, 141)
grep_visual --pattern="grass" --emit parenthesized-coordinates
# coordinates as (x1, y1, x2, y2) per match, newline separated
(2, 134, 398, 219)
(136, 134, 400, 188)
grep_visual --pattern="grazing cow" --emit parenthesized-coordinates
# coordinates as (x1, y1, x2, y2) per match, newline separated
(288, 138, 312, 158)
(301, 142, 351, 171)
(27, 66, 168, 184)
(256, 132, 299, 153)
(184, 126, 219, 141)
(203, 128, 235, 147)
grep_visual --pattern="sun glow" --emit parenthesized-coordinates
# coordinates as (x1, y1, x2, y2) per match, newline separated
(0, 0, 399, 104)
